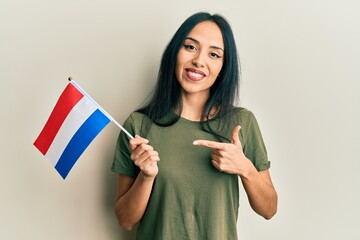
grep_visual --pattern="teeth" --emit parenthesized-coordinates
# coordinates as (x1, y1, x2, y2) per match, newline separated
(188, 71, 203, 78)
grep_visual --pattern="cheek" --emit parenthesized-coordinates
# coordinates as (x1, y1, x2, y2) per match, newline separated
(175, 61, 182, 81)
(212, 64, 223, 78)
(175, 52, 186, 80)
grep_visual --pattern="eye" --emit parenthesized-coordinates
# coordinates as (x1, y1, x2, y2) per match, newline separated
(183, 44, 197, 51)
(210, 52, 222, 59)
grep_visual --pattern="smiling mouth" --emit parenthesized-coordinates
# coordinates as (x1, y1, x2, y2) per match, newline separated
(185, 69, 206, 81)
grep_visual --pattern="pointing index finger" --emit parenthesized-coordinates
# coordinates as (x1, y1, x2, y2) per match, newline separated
(193, 140, 225, 150)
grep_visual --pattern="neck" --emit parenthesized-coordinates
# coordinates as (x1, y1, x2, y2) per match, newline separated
(178, 92, 211, 121)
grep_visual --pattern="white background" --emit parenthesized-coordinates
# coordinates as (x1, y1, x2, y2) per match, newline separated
(1, 0, 359, 239)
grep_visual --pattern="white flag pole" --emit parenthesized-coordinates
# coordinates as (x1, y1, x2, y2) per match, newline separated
(110, 118, 134, 139)
(68, 77, 134, 139)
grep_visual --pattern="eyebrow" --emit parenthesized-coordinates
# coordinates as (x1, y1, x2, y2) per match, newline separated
(185, 37, 224, 52)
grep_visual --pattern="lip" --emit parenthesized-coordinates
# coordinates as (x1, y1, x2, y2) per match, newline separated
(185, 68, 207, 81)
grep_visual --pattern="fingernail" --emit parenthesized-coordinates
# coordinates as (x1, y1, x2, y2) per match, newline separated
(193, 141, 198, 145)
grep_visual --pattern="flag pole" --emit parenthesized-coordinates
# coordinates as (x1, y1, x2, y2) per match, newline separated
(68, 77, 134, 139)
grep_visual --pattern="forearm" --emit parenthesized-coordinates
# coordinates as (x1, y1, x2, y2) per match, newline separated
(240, 164, 278, 219)
(115, 173, 155, 230)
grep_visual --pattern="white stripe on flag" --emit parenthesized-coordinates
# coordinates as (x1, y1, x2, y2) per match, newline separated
(45, 97, 97, 166)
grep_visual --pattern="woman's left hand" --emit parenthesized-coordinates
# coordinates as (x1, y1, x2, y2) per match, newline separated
(195, 125, 277, 219)
(193, 125, 253, 176)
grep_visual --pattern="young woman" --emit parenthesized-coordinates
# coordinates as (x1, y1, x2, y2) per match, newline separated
(112, 12, 277, 239)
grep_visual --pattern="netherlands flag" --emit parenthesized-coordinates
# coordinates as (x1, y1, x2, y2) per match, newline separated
(33, 80, 111, 179)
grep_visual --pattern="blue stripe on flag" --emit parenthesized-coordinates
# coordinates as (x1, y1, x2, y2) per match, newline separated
(55, 109, 111, 179)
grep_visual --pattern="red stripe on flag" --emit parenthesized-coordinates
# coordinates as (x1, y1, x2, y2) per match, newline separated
(34, 83, 84, 155)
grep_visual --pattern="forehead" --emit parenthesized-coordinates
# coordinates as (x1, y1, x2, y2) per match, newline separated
(187, 21, 224, 48)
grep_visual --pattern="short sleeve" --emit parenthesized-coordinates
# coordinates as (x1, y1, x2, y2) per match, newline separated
(111, 114, 140, 178)
(241, 110, 270, 171)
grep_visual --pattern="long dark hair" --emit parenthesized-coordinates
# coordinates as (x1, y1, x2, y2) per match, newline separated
(137, 12, 241, 141)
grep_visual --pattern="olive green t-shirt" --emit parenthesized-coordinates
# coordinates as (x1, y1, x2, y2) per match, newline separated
(112, 108, 270, 240)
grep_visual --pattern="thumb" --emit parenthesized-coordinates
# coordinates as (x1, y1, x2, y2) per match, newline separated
(231, 125, 242, 146)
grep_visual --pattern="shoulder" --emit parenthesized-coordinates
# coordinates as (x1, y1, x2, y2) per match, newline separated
(122, 111, 151, 136)
(126, 111, 149, 123)
(228, 107, 264, 141)
(208, 107, 257, 142)
(230, 107, 257, 126)
(124, 111, 152, 124)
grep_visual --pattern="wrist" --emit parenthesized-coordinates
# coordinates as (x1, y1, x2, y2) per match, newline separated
(139, 171, 156, 182)
(238, 158, 257, 179)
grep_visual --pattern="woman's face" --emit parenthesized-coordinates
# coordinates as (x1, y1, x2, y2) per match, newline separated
(175, 21, 224, 98)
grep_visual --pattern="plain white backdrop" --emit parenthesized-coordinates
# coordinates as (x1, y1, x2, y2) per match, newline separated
(1, 0, 359, 239)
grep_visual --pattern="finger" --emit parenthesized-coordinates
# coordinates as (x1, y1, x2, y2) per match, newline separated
(138, 157, 159, 176)
(211, 160, 223, 172)
(134, 151, 160, 166)
(130, 135, 149, 145)
(129, 135, 149, 151)
(211, 152, 220, 162)
(131, 144, 154, 160)
(231, 125, 242, 146)
(147, 153, 160, 162)
(193, 140, 226, 150)
(211, 150, 225, 161)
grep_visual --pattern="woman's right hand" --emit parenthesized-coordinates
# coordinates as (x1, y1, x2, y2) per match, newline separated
(115, 136, 160, 230)
(129, 135, 160, 180)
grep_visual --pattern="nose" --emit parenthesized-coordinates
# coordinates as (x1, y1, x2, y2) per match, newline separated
(191, 51, 205, 68)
